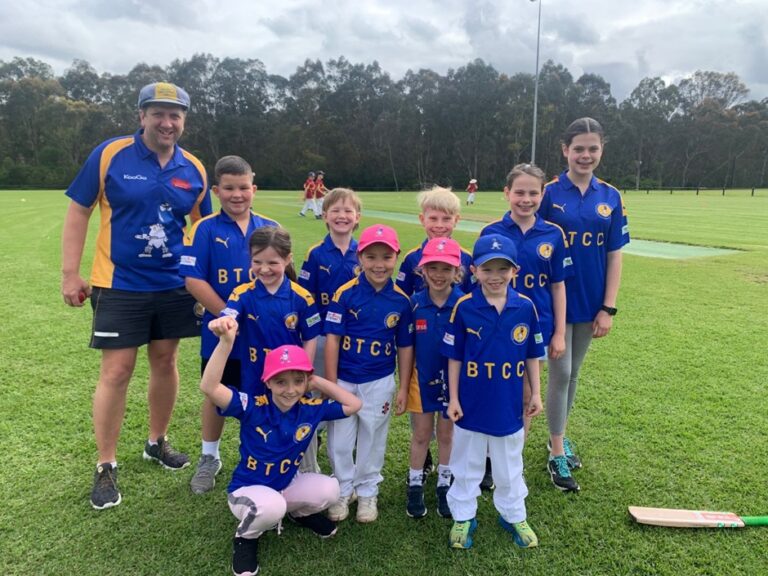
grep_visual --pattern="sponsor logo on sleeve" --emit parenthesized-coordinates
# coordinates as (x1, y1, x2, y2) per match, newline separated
(298, 269, 310, 280)
(534, 332, 543, 344)
(180, 255, 196, 266)
(238, 392, 249, 411)
(326, 311, 342, 324)
(443, 333, 455, 346)
(221, 307, 238, 318)
(306, 313, 321, 327)
(396, 271, 406, 282)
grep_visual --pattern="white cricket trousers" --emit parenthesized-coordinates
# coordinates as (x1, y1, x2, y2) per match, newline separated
(300, 198, 317, 215)
(447, 426, 528, 523)
(227, 473, 339, 539)
(326, 374, 396, 498)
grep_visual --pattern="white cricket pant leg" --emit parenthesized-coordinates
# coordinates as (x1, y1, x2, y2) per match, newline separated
(300, 199, 315, 215)
(446, 426, 487, 521)
(314, 197, 324, 216)
(326, 375, 395, 498)
(489, 428, 527, 523)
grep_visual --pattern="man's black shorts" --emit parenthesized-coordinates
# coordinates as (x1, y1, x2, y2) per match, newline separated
(89, 287, 202, 349)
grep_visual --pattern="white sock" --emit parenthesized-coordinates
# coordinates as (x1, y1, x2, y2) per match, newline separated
(147, 439, 158, 447)
(409, 468, 424, 486)
(202, 440, 221, 460)
(437, 464, 452, 487)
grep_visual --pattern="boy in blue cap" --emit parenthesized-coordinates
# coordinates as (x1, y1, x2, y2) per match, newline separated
(442, 234, 544, 550)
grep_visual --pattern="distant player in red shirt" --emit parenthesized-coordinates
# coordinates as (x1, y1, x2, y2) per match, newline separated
(466, 179, 478, 205)
(300, 171, 317, 217)
(314, 170, 328, 219)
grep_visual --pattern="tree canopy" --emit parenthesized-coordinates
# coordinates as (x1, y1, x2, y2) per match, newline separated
(1, 54, 766, 190)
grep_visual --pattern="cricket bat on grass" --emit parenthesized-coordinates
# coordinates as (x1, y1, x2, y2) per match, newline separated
(629, 506, 768, 528)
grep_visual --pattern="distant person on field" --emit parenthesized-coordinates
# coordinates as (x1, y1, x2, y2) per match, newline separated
(297, 187, 362, 473)
(442, 234, 544, 550)
(324, 224, 414, 524)
(299, 171, 317, 217)
(538, 117, 630, 488)
(395, 237, 465, 520)
(480, 163, 575, 491)
(60, 82, 211, 510)
(466, 179, 478, 205)
(180, 155, 279, 494)
(201, 324, 361, 576)
(314, 170, 328, 218)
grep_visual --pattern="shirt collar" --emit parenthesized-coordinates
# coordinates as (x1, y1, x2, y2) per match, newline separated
(254, 275, 292, 297)
(323, 234, 358, 255)
(471, 284, 523, 311)
(358, 271, 394, 294)
(134, 129, 186, 167)
(559, 170, 599, 194)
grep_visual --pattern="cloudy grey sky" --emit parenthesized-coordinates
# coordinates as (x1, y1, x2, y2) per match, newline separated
(1, 0, 766, 102)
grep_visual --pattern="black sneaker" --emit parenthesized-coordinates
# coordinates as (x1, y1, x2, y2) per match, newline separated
(547, 437, 582, 470)
(90, 463, 121, 510)
(232, 537, 259, 576)
(480, 457, 494, 491)
(406, 484, 427, 518)
(436, 485, 452, 518)
(289, 512, 338, 538)
(548, 456, 580, 492)
(142, 436, 190, 470)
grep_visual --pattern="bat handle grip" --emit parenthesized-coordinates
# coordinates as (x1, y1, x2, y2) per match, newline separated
(741, 516, 768, 526)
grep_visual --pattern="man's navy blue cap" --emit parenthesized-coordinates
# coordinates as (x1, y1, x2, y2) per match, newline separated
(472, 234, 518, 267)
(138, 82, 190, 110)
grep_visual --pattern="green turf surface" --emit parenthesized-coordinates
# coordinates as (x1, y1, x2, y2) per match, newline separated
(1, 189, 767, 575)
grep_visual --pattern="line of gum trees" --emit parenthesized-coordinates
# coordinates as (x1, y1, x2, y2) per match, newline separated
(1, 54, 767, 191)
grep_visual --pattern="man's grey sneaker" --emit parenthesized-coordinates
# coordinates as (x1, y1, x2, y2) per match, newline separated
(547, 437, 582, 470)
(143, 436, 190, 470)
(190, 454, 222, 494)
(289, 512, 338, 538)
(480, 457, 494, 491)
(232, 536, 259, 576)
(436, 485, 452, 519)
(90, 463, 121, 510)
(406, 484, 427, 518)
(547, 456, 580, 492)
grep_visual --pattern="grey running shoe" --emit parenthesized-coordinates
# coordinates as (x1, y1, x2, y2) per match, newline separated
(90, 463, 121, 510)
(190, 454, 222, 494)
(142, 436, 190, 470)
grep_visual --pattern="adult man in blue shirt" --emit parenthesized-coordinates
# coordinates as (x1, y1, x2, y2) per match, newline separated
(61, 82, 211, 510)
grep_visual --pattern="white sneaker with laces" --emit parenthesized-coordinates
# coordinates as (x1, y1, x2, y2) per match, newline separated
(356, 496, 378, 523)
(326, 492, 356, 521)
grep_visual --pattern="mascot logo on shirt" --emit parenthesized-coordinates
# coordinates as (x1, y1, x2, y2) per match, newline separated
(353, 265, 362, 276)
(537, 242, 554, 260)
(596, 203, 612, 218)
(512, 323, 529, 345)
(385, 312, 400, 328)
(284, 313, 299, 330)
(294, 424, 313, 443)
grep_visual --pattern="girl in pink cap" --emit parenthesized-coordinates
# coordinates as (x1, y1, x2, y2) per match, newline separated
(201, 316, 362, 576)
(396, 237, 465, 520)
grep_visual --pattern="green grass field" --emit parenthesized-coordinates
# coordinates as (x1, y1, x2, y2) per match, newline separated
(1, 189, 767, 576)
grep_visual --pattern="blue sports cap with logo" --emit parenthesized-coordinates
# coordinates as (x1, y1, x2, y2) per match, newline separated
(472, 234, 518, 267)
(138, 82, 190, 110)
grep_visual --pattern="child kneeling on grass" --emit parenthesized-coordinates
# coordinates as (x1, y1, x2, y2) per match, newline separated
(201, 316, 362, 576)
(442, 234, 544, 550)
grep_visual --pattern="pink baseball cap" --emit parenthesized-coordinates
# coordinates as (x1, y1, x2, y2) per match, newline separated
(418, 237, 462, 267)
(357, 224, 400, 254)
(261, 345, 314, 382)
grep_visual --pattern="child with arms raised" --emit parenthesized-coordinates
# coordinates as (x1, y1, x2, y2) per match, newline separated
(201, 318, 361, 576)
